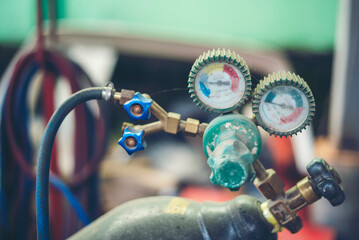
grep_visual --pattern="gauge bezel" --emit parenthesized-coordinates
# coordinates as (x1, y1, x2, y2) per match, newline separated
(188, 49, 252, 113)
(252, 72, 315, 137)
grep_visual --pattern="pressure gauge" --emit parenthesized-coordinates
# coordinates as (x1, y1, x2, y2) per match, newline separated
(188, 49, 252, 113)
(252, 72, 315, 137)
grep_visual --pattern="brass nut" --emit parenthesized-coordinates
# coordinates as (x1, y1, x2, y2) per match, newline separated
(269, 200, 295, 225)
(254, 169, 285, 200)
(184, 118, 199, 134)
(165, 112, 181, 134)
(269, 200, 302, 234)
(297, 177, 319, 204)
(120, 89, 135, 105)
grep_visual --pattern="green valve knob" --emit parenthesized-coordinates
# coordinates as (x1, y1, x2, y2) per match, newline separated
(203, 114, 261, 191)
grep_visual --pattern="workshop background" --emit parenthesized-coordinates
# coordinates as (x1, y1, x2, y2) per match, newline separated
(0, 0, 358, 240)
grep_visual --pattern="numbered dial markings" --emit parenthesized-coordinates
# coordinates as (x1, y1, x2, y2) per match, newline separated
(195, 62, 246, 110)
(188, 49, 251, 113)
(259, 86, 310, 133)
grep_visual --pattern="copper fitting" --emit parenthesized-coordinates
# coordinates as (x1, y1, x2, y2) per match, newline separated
(130, 104, 143, 116)
(124, 137, 137, 148)
(296, 177, 319, 204)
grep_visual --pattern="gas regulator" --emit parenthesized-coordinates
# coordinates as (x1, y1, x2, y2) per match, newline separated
(105, 49, 343, 239)
(39, 49, 344, 240)
(119, 49, 318, 191)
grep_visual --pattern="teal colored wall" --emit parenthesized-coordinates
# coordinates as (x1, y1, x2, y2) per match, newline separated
(0, 0, 338, 51)
(0, 0, 35, 43)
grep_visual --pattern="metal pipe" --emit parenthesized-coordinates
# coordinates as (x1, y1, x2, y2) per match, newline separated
(135, 121, 163, 136)
(253, 160, 269, 181)
(113, 92, 122, 103)
(149, 100, 167, 122)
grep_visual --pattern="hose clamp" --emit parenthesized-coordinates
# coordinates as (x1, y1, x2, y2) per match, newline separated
(102, 82, 115, 101)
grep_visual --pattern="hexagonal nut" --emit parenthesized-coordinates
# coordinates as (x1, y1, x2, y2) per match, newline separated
(165, 112, 181, 134)
(120, 89, 135, 105)
(254, 169, 285, 200)
(184, 118, 200, 135)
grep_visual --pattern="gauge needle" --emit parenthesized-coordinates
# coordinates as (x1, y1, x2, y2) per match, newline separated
(265, 101, 294, 110)
(208, 80, 230, 86)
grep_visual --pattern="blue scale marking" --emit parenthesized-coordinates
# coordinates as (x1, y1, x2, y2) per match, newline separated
(265, 91, 276, 103)
(290, 89, 303, 108)
(264, 88, 303, 108)
(199, 73, 211, 97)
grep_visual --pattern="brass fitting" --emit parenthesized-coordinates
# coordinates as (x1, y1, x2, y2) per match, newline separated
(146, 96, 167, 122)
(253, 160, 322, 233)
(260, 159, 344, 234)
(113, 89, 135, 105)
(165, 112, 181, 134)
(254, 169, 285, 200)
(260, 201, 284, 233)
(198, 123, 208, 136)
(296, 177, 319, 204)
(179, 119, 207, 136)
(184, 118, 200, 135)
(120, 92, 207, 137)
(265, 176, 321, 233)
(253, 161, 284, 200)
(121, 121, 163, 136)
(268, 198, 303, 233)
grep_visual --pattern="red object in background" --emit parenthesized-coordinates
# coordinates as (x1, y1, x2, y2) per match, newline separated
(179, 186, 238, 202)
(278, 217, 335, 240)
(43, 71, 63, 240)
(266, 135, 294, 177)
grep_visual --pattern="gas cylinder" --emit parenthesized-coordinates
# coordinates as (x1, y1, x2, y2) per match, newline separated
(69, 195, 276, 240)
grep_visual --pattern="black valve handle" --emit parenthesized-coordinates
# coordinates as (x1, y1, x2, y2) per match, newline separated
(307, 158, 345, 206)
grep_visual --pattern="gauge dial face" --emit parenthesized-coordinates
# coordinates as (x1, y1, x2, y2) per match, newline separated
(258, 85, 309, 133)
(195, 62, 246, 110)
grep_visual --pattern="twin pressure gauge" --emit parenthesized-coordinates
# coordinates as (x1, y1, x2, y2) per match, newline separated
(252, 72, 315, 137)
(188, 49, 315, 137)
(188, 49, 252, 113)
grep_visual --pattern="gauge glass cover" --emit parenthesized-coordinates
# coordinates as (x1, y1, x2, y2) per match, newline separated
(258, 85, 309, 132)
(195, 62, 246, 110)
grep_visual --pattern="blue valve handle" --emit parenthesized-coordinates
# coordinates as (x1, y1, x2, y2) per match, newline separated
(123, 92, 153, 121)
(307, 158, 345, 206)
(118, 127, 146, 155)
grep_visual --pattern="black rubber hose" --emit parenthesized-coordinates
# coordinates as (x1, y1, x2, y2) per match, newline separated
(36, 87, 105, 240)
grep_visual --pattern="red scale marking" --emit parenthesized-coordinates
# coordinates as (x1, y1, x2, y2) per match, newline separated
(223, 64, 239, 92)
(280, 107, 303, 124)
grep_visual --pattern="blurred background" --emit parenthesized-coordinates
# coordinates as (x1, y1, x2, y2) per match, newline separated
(0, 0, 358, 239)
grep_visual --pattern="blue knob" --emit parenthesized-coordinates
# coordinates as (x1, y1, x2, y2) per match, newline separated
(307, 158, 345, 206)
(118, 127, 146, 155)
(123, 92, 153, 121)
